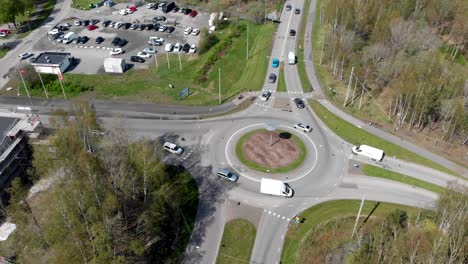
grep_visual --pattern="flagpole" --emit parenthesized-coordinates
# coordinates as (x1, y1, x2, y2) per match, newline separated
(56, 67, 67, 99)
(37, 72, 48, 98)
(18, 67, 33, 106)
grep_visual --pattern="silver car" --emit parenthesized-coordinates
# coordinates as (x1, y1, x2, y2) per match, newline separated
(217, 169, 238, 182)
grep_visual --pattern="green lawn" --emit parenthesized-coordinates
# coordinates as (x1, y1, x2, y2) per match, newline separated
(71, 0, 96, 10)
(216, 219, 256, 264)
(296, 0, 312, 92)
(281, 200, 424, 263)
(277, 63, 287, 92)
(0, 46, 9, 59)
(235, 129, 307, 173)
(309, 100, 458, 176)
(59, 21, 275, 105)
(362, 164, 445, 194)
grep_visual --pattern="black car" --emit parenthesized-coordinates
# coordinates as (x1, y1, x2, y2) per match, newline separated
(102, 20, 111, 27)
(294, 8, 300, 14)
(130, 56, 145, 63)
(182, 43, 190, 53)
(118, 38, 128, 47)
(145, 24, 154, 30)
(153, 16, 166, 22)
(268, 73, 277, 83)
(294, 98, 305, 109)
(122, 23, 131, 29)
(138, 24, 145, 31)
(95, 36, 104, 44)
(173, 6, 180, 13)
(79, 36, 89, 44)
(51, 31, 64, 40)
(91, 19, 100, 25)
(83, 20, 90, 26)
(111, 37, 121, 46)
(166, 26, 175, 33)
(58, 25, 68, 31)
(182, 8, 192, 15)
(289, 29, 296, 36)
(130, 24, 138, 30)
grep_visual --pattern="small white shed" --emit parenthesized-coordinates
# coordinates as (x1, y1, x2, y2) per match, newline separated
(103, 58, 126, 73)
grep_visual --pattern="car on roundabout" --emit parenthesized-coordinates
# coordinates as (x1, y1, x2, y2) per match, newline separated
(216, 169, 238, 182)
(293, 123, 312, 133)
(260, 90, 272, 101)
(294, 98, 305, 109)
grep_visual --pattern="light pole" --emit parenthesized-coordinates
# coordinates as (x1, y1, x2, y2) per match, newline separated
(265, 123, 278, 146)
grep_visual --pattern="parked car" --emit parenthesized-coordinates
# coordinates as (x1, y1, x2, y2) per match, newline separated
(165, 43, 174, 52)
(138, 24, 145, 31)
(137, 52, 151, 58)
(295, 8, 301, 14)
(78, 36, 89, 44)
(51, 31, 64, 40)
(260, 90, 272, 101)
(184, 27, 192, 35)
(173, 6, 180, 13)
(0, 29, 11, 34)
(19, 52, 33, 60)
(83, 20, 90, 26)
(145, 24, 154, 30)
(74, 19, 82, 26)
(216, 168, 238, 182)
(189, 44, 197, 53)
(293, 123, 312, 133)
(110, 48, 124, 56)
(72, 37, 80, 44)
(294, 98, 305, 109)
(111, 37, 121, 46)
(117, 38, 128, 47)
(87, 25, 98, 31)
(272, 58, 280, 68)
(130, 24, 138, 30)
(130, 56, 145, 63)
(153, 16, 166, 22)
(268, 73, 277, 83)
(166, 26, 175, 33)
(119, 9, 128, 15)
(91, 19, 100, 25)
(122, 23, 131, 29)
(102, 20, 111, 27)
(191, 28, 200, 36)
(143, 47, 156, 54)
(114, 22, 123, 28)
(182, 43, 190, 53)
(174, 42, 181, 52)
(158, 2, 166, 9)
(182, 8, 192, 15)
(48, 28, 59, 35)
(290, 29, 296, 36)
(189, 10, 198, 17)
(95, 36, 104, 44)
(146, 3, 155, 8)
(163, 142, 183, 154)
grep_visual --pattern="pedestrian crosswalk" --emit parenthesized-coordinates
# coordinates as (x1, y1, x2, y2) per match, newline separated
(264, 209, 291, 222)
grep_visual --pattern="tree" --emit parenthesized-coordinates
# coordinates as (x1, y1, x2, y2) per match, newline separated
(246, 1, 265, 24)
(0, 0, 33, 28)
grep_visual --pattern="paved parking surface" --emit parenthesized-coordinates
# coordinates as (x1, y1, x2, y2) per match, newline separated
(33, 3, 210, 74)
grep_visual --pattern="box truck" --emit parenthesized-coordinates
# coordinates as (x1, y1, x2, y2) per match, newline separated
(288, 51, 296, 64)
(62, 32, 77, 44)
(351, 145, 385, 161)
(260, 178, 293, 197)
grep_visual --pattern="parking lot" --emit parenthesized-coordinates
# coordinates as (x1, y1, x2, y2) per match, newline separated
(33, 2, 210, 74)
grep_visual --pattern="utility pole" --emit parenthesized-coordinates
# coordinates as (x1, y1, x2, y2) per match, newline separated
(344, 67, 354, 107)
(351, 194, 366, 239)
(178, 52, 182, 71)
(246, 24, 249, 60)
(218, 67, 221, 104)
(166, 50, 170, 70)
(153, 44, 158, 69)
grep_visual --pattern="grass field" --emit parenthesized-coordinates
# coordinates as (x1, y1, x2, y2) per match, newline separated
(281, 200, 425, 263)
(277, 63, 287, 92)
(296, 0, 312, 92)
(362, 165, 445, 194)
(71, 0, 97, 10)
(235, 129, 307, 173)
(0, 46, 9, 59)
(59, 21, 274, 105)
(309, 100, 458, 176)
(216, 219, 256, 264)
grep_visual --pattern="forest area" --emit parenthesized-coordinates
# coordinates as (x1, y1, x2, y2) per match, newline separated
(316, 0, 467, 164)
(0, 103, 199, 263)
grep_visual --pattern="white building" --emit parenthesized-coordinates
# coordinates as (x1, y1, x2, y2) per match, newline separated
(31, 52, 71, 74)
(103, 58, 126, 73)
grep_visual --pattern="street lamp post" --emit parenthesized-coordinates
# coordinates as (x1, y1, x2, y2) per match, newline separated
(265, 123, 278, 147)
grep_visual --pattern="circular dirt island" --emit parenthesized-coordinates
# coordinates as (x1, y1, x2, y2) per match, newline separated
(235, 129, 306, 173)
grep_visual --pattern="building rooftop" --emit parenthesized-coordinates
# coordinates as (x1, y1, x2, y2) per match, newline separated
(32, 52, 71, 65)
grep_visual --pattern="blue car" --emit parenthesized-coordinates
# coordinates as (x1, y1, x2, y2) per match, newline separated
(272, 58, 279, 68)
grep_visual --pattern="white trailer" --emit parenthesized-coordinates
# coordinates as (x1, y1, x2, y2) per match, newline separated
(260, 178, 293, 197)
(288, 51, 296, 64)
(351, 145, 385, 161)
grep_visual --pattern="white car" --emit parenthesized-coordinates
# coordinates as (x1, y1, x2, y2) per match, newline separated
(165, 43, 174, 52)
(48, 28, 59, 35)
(143, 47, 156, 54)
(163, 142, 183, 155)
(174, 42, 181, 52)
(114, 22, 123, 28)
(189, 44, 197, 53)
(19, 52, 33, 60)
(146, 3, 155, 8)
(0, 32, 6, 37)
(62, 23, 71, 28)
(110, 48, 124, 56)
(260, 90, 271, 101)
(137, 52, 151, 58)
(184, 27, 192, 35)
(293, 123, 312, 133)
(158, 25, 167, 32)
(191, 28, 200, 36)
(119, 9, 128, 15)
(74, 19, 81, 26)
(158, 2, 166, 8)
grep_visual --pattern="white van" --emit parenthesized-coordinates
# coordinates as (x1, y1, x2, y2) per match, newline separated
(288, 51, 296, 64)
(62, 32, 76, 44)
(260, 178, 293, 197)
(351, 145, 384, 161)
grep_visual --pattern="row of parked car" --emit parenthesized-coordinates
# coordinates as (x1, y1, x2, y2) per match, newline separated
(101, 19, 176, 33)
(146, 2, 198, 17)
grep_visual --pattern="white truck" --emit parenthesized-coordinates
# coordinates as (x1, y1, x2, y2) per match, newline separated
(260, 178, 293, 197)
(62, 32, 77, 44)
(288, 51, 296, 65)
(351, 145, 385, 161)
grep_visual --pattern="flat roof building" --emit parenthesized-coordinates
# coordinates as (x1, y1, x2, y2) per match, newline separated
(31, 52, 71, 74)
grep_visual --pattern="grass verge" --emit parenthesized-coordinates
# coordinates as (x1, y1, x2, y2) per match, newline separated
(277, 63, 287, 92)
(362, 164, 445, 194)
(71, 0, 95, 10)
(235, 129, 307, 173)
(201, 97, 255, 119)
(309, 99, 458, 176)
(281, 200, 424, 263)
(0, 46, 9, 59)
(296, 0, 312, 92)
(216, 219, 256, 264)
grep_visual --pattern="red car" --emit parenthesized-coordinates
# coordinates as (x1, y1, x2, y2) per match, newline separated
(87, 25, 98, 31)
(189, 10, 198, 17)
(128, 6, 137, 12)
(0, 29, 11, 34)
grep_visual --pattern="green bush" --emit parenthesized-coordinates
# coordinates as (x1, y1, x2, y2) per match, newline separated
(198, 28, 220, 54)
